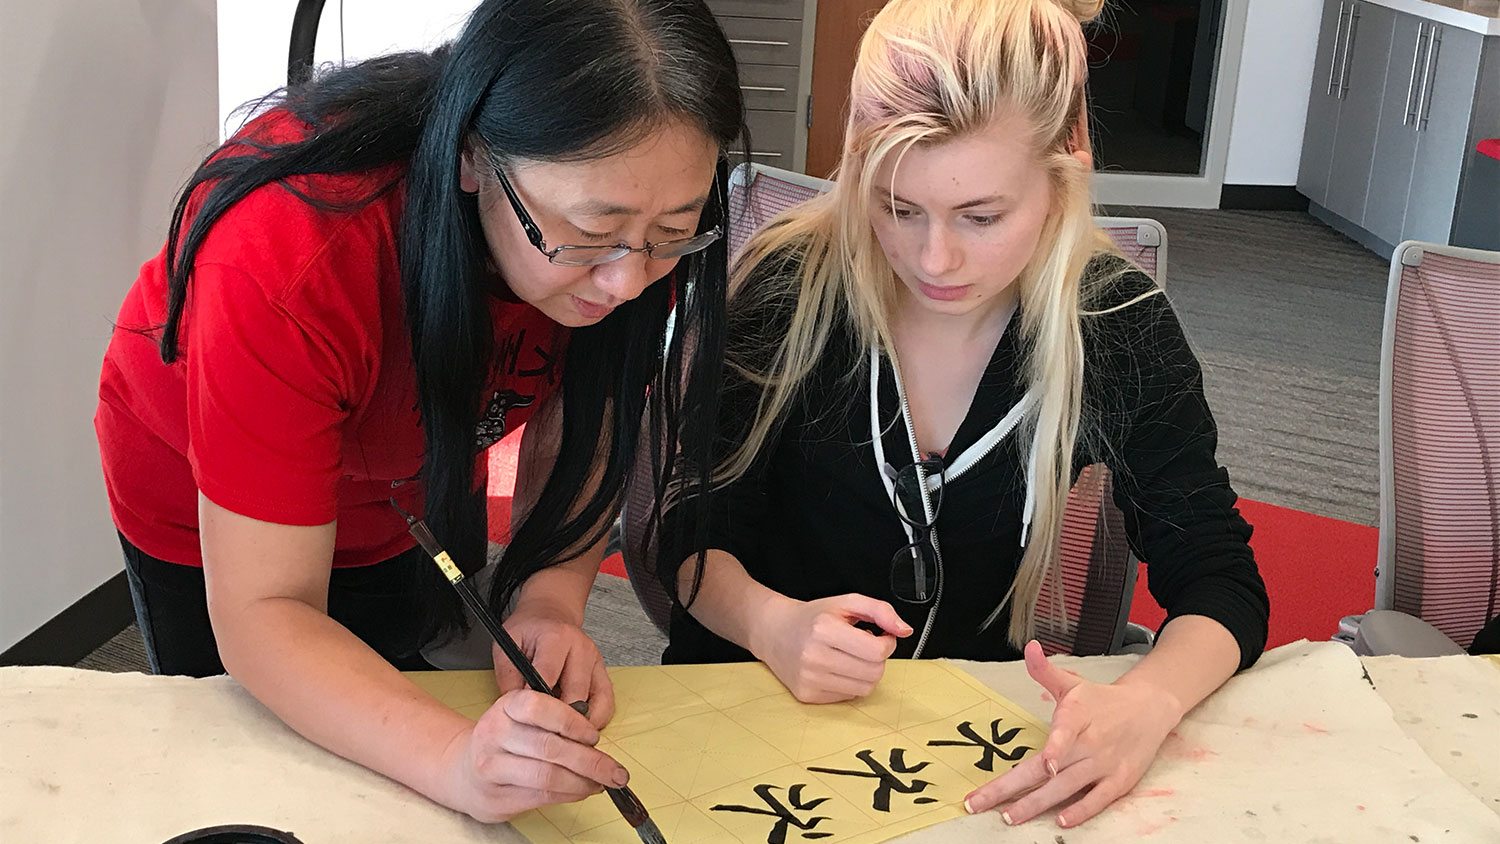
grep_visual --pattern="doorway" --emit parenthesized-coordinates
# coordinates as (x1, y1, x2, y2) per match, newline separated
(1086, 0, 1225, 177)
(804, 0, 1246, 208)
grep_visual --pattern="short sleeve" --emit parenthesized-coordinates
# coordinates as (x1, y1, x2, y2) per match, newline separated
(185, 262, 359, 526)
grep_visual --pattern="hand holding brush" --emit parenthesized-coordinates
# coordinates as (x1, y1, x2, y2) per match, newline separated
(394, 500, 667, 844)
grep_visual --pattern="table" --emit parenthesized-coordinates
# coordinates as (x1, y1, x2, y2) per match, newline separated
(3, 641, 1498, 843)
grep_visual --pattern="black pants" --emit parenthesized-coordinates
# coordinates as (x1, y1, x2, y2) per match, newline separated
(119, 533, 436, 677)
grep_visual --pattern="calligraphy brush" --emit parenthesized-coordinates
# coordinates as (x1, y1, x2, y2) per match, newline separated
(392, 499, 667, 844)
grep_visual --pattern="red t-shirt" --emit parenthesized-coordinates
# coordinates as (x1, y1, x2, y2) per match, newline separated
(96, 113, 565, 567)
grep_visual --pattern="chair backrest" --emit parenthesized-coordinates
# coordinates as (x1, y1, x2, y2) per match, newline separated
(1377, 240, 1500, 649)
(726, 163, 834, 256)
(1093, 216, 1168, 285)
(623, 164, 1164, 654)
(1034, 463, 1139, 656)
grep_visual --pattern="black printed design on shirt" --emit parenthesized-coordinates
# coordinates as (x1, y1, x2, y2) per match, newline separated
(475, 388, 534, 451)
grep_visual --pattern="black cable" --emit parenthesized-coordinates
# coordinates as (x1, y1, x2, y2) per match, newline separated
(287, 0, 329, 85)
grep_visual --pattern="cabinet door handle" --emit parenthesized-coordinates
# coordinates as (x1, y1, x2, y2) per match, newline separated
(740, 85, 788, 92)
(1405, 21, 1427, 126)
(1337, 4, 1360, 100)
(1417, 24, 1442, 131)
(1327, 1, 1347, 97)
(728, 38, 791, 47)
(747, 151, 784, 158)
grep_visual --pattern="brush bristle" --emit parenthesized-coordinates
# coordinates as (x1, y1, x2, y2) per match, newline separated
(632, 817, 667, 844)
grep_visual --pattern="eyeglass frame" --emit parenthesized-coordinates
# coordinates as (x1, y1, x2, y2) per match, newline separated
(490, 166, 724, 267)
(888, 454, 946, 605)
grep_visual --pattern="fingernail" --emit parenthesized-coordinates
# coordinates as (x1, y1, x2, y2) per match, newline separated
(1046, 759, 1059, 777)
(963, 797, 974, 814)
(1057, 813, 1069, 827)
(1002, 811, 1014, 826)
(613, 768, 629, 787)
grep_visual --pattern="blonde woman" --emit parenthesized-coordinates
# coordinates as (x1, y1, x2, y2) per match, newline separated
(655, 0, 1268, 830)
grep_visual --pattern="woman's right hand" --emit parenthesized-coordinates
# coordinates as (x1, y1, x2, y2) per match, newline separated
(437, 688, 630, 823)
(750, 593, 913, 704)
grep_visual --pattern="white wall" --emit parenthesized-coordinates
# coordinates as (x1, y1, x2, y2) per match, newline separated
(217, 1, 476, 138)
(1222, 0, 1323, 185)
(0, 1, 220, 652)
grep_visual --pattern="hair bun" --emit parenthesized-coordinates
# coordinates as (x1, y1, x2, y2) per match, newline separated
(1055, 0, 1106, 23)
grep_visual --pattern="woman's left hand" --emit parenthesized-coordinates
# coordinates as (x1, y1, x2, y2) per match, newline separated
(494, 605, 616, 730)
(963, 640, 1184, 829)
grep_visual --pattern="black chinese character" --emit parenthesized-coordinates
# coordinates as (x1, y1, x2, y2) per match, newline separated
(927, 719, 1034, 772)
(808, 748, 938, 812)
(711, 783, 833, 843)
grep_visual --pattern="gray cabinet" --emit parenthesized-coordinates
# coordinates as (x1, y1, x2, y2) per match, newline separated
(707, 0, 817, 173)
(1404, 24, 1484, 244)
(1298, 1, 1397, 224)
(1298, 0, 1496, 256)
(1326, 3, 1395, 225)
(1298, 0, 1346, 208)
(1364, 17, 1426, 245)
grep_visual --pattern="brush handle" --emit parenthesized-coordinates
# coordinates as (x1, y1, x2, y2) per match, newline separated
(452, 578, 553, 694)
(401, 515, 660, 837)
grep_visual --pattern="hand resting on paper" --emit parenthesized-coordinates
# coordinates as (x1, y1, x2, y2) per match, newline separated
(965, 616, 1241, 830)
(750, 592, 914, 704)
(961, 640, 1180, 827)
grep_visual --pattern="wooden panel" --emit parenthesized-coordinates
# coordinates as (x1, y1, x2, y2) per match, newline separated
(808, 0, 889, 178)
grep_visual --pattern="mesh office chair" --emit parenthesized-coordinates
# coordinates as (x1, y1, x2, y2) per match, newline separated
(623, 163, 1166, 658)
(1340, 242, 1500, 657)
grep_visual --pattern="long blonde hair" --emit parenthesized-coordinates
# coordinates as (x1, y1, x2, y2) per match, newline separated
(720, 0, 1138, 647)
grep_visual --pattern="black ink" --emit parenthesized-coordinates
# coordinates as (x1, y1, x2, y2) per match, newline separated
(711, 783, 833, 844)
(808, 749, 937, 812)
(927, 719, 1034, 772)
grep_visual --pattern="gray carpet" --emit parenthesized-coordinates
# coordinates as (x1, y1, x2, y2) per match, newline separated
(1133, 207, 1386, 527)
(75, 208, 1386, 674)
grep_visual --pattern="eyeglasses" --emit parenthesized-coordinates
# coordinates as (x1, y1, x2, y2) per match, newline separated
(492, 167, 723, 267)
(888, 454, 945, 605)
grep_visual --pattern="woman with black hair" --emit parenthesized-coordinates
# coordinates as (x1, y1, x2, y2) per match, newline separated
(94, 0, 740, 822)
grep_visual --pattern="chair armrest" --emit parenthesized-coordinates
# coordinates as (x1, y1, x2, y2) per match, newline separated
(1352, 610, 1465, 658)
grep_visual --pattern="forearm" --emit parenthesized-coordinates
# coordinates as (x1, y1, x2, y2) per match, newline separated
(215, 597, 471, 806)
(1111, 614, 1240, 719)
(677, 549, 787, 657)
(512, 536, 605, 625)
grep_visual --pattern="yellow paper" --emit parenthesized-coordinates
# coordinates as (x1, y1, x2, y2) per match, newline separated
(409, 661, 1047, 844)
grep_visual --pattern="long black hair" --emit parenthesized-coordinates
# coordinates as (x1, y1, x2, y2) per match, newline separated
(158, 0, 743, 644)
